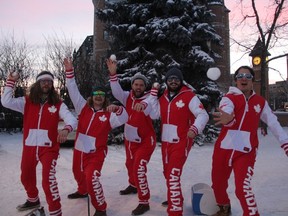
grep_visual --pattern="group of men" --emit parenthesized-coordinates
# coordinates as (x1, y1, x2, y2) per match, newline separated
(1, 59, 288, 216)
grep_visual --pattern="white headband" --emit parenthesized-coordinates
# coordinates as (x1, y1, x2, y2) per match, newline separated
(36, 74, 54, 82)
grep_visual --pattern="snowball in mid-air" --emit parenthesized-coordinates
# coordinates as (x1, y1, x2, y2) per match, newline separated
(11, 72, 19, 77)
(110, 54, 117, 62)
(207, 67, 221, 81)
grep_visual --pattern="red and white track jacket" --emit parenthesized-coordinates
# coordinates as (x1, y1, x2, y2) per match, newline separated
(66, 75, 128, 153)
(149, 85, 209, 142)
(109, 74, 156, 143)
(216, 87, 288, 152)
(1, 79, 77, 150)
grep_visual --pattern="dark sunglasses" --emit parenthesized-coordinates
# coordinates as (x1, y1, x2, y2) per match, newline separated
(167, 76, 180, 82)
(92, 91, 106, 96)
(235, 73, 253, 80)
(40, 79, 53, 84)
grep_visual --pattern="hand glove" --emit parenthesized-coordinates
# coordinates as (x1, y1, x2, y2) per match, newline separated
(281, 143, 288, 156)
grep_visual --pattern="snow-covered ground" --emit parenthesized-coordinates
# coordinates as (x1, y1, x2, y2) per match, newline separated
(0, 128, 287, 216)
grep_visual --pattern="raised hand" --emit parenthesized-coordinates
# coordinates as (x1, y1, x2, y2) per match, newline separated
(64, 57, 73, 72)
(8, 70, 20, 82)
(106, 59, 117, 76)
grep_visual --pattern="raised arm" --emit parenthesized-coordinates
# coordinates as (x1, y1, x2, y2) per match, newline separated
(106, 59, 129, 105)
(64, 57, 86, 114)
(1, 71, 25, 114)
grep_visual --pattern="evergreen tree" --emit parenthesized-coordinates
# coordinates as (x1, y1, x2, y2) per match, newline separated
(97, 0, 223, 144)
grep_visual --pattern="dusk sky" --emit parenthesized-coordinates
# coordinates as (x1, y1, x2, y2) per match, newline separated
(0, 0, 287, 83)
(0, 0, 93, 46)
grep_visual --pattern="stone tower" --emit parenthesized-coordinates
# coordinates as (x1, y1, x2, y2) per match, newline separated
(207, 0, 231, 91)
(92, 0, 109, 66)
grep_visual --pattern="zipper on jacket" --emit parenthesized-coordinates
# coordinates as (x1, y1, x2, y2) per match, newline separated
(36, 103, 45, 161)
(228, 95, 249, 167)
(85, 111, 96, 134)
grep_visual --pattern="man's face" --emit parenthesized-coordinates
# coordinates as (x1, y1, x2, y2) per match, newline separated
(39, 79, 53, 94)
(166, 75, 181, 92)
(131, 79, 146, 98)
(235, 68, 254, 95)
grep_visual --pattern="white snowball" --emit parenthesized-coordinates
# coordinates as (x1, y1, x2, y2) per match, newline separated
(12, 72, 19, 77)
(110, 54, 117, 62)
(207, 67, 221, 81)
(153, 82, 160, 88)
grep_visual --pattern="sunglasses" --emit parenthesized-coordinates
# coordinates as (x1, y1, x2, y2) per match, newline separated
(167, 76, 180, 82)
(92, 91, 106, 96)
(235, 73, 253, 80)
(40, 79, 53, 85)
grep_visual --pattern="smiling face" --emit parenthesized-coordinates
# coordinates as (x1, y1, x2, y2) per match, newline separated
(131, 79, 146, 98)
(235, 67, 254, 97)
(92, 95, 105, 108)
(91, 90, 106, 109)
(166, 75, 182, 92)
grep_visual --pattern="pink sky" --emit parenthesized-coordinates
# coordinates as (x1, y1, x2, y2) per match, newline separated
(0, 0, 287, 83)
(0, 0, 93, 45)
(225, 0, 288, 83)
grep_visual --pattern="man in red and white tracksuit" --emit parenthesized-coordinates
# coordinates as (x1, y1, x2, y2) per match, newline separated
(106, 59, 157, 215)
(143, 67, 209, 216)
(211, 66, 288, 216)
(1, 71, 77, 216)
(64, 58, 128, 216)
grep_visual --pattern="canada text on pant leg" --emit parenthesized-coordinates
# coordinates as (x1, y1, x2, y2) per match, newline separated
(242, 166, 258, 215)
(169, 168, 182, 212)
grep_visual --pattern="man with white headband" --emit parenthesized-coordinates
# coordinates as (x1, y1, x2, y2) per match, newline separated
(1, 70, 77, 216)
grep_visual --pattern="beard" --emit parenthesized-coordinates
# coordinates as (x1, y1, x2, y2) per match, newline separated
(167, 84, 181, 93)
(132, 89, 144, 98)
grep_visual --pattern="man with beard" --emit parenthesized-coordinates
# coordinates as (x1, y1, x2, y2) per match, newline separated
(1, 70, 77, 216)
(106, 59, 157, 216)
(135, 67, 209, 216)
(64, 57, 128, 216)
(211, 66, 288, 216)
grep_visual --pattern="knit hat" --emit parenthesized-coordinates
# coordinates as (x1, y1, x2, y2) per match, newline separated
(165, 67, 183, 84)
(131, 72, 148, 87)
(36, 71, 54, 82)
(91, 86, 107, 96)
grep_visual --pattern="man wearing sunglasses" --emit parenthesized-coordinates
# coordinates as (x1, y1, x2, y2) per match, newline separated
(211, 66, 288, 216)
(106, 59, 157, 216)
(64, 58, 128, 216)
(135, 67, 209, 216)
